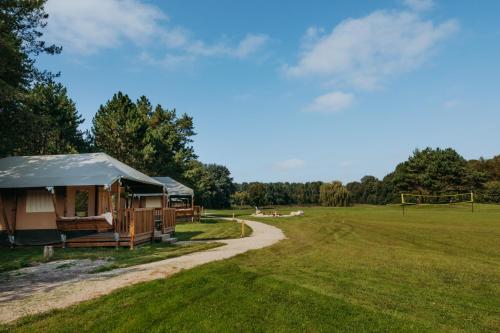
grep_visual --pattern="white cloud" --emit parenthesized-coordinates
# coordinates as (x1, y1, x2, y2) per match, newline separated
(403, 0, 434, 12)
(45, 0, 166, 54)
(45, 0, 269, 61)
(285, 10, 458, 90)
(232, 34, 269, 58)
(182, 34, 269, 58)
(304, 91, 354, 113)
(275, 159, 305, 171)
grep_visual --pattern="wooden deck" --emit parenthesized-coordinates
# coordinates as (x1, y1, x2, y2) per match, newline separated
(58, 207, 178, 248)
(63, 231, 153, 248)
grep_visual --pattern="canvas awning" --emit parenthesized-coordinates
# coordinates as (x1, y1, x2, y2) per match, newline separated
(133, 176, 194, 198)
(0, 153, 164, 191)
(154, 177, 194, 197)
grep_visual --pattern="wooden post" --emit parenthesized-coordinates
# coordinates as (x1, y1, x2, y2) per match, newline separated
(94, 185, 99, 216)
(117, 183, 122, 232)
(240, 219, 245, 238)
(130, 209, 136, 250)
(12, 190, 18, 235)
(471, 191, 474, 213)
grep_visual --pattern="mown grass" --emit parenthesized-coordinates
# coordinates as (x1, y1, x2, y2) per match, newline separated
(0, 241, 222, 274)
(2, 204, 500, 332)
(175, 218, 252, 241)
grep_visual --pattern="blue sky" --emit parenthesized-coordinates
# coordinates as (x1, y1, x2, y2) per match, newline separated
(38, 0, 500, 183)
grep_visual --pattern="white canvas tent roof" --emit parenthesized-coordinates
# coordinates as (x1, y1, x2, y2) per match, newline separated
(153, 177, 194, 197)
(0, 153, 164, 189)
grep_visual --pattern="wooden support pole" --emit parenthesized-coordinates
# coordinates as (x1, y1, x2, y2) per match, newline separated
(48, 188, 61, 219)
(117, 183, 122, 232)
(130, 209, 136, 250)
(12, 190, 18, 234)
(0, 193, 12, 235)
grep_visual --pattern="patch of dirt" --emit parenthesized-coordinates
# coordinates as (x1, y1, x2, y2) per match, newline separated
(0, 219, 285, 324)
(0, 259, 109, 302)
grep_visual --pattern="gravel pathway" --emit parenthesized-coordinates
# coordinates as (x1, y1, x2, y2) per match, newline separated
(0, 218, 285, 323)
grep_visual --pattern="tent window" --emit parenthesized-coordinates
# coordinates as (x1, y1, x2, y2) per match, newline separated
(145, 197, 161, 208)
(75, 190, 89, 217)
(26, 190, 55, 213)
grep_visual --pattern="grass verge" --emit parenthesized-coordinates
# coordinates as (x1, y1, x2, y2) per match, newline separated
(175, 218, 252, 241)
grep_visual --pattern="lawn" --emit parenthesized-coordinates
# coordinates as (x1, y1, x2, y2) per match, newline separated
(0, 241, 222, 274)
(2, 205, 500, 332)
(175, 218, 252, 241)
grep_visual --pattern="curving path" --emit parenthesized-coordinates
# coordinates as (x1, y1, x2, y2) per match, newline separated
(0, 218, 285, 324)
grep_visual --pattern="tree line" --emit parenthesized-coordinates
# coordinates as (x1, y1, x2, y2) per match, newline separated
(0, 1, 234, 209)
(232, 148, 500, 207)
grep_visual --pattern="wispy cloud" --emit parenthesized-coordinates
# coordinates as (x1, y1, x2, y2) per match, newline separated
(45, 0, 269, 62)
(285, 10, 458, 90)
(275, 159, 305, 171)
(304, 91, 354, 113)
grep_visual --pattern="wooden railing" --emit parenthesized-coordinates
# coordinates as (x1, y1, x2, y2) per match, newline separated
(175, 205, 202, 222)
(132, 208, 155, 234)
(115, 208, 177, 248)
(162, 208, 177, 234)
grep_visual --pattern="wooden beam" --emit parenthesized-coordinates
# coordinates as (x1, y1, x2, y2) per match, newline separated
(117, 185, 122, 231)
(129, 209, 135, 250)
(0, 192, 12, 235)
(49, 188, 61, 219)
(94, 185, 99, 216)
(12, 190, 18, 233)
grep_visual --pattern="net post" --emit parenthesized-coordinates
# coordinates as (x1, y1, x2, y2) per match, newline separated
(401, 193, 405, 216)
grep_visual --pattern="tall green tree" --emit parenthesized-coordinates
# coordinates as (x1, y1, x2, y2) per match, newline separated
(92, 92, 148, 169)
(319, 181, 351, 207)
(0, 0, 61, 107)
(1, 0, 63, 157)
(143, 105, 196, 178)
(392, 148, 486, 194)
(92, 93, 197, 177)
(1, 82, 87, 155)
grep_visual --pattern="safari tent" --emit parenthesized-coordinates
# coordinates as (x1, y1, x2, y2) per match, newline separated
(0, 153, 176, 247)
(134, 176, 201, 221)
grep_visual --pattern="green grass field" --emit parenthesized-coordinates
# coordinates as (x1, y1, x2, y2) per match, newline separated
(175, 218, 252, 241)
(3, 205, 500, 332)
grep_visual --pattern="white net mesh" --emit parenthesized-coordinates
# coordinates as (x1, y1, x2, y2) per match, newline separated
(401, 193, 473, 205)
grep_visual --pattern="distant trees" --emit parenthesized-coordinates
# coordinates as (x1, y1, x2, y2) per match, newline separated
(468, 155, 500, 181)
(231, 191, 250, 207)
(233, 182, 323, 207)
(183, 161, 234, 209)
(320, 181, 351, 207)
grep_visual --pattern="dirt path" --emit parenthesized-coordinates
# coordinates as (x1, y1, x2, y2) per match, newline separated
(0, 219, 285, 324)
